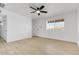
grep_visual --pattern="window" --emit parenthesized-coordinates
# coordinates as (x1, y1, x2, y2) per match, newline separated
(47, 18, 64, 30)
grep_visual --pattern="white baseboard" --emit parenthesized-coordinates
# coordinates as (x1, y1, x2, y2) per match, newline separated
(35, 35, 77, 43)
(7, 36, 32, 43)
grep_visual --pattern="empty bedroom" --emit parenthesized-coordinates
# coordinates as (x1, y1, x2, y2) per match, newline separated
(0, 3, 79, 55)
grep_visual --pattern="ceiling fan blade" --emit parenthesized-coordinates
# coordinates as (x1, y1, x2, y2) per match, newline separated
(30, 11, 36, 13)
(38, 13, 40, 16)
(40, 11, 47, 13)
(30, 6, 37, 10)
(40, 5, 44, 10)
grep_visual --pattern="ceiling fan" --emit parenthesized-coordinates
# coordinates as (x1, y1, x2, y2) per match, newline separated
(29, 5, 47, 16)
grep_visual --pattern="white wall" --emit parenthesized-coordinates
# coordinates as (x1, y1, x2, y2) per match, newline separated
(64, 11, 77, 43)
(77, 9, 79, 46)
(32, 11, 77, 43)
(1, 8, 32, 42)
(6, 11, 32, 42)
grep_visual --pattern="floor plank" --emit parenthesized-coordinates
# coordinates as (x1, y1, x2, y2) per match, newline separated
(0, 37, 79, 55)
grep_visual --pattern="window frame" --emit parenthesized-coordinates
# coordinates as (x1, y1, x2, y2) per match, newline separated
(47, 18, 64, 30)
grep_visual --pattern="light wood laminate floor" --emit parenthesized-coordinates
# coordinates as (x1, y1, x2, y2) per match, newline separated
(0, 36, 79, 55)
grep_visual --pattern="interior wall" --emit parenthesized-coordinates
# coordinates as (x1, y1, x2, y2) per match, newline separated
(2, 9, 32, 42)
(7, 11, 32, 42)
(77, 9, 79, 46)
(32, 11, 77, 43)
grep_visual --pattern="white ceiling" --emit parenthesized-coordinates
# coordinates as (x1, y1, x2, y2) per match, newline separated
(4, 3, 79, 19)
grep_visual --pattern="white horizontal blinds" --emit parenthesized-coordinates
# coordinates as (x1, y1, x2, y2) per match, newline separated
(48, 18, 55, 23)
(48, 18, 64, 23)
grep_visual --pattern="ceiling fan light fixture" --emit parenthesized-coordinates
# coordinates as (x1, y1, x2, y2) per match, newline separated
(36, 10, 40, 13)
